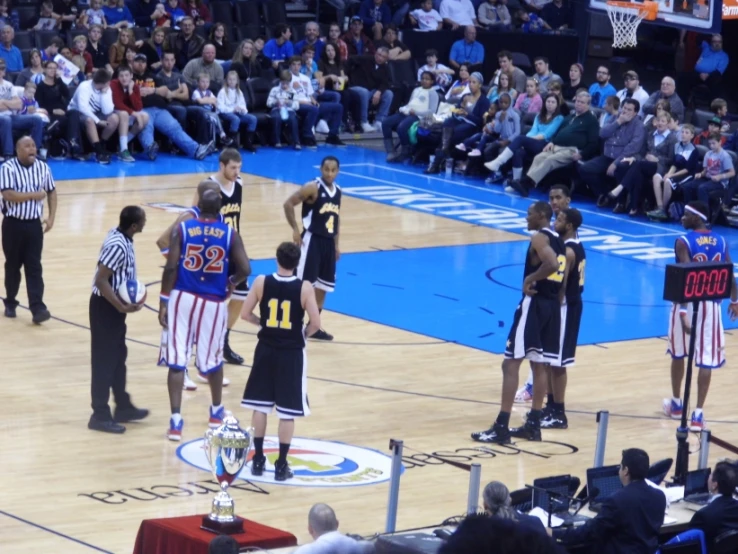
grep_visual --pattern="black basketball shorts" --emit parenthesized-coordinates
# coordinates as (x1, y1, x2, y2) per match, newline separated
(557, 301, 583, 368)
(227, 264, 249, 300)
(504, 296, 561, 363)
(296, 231, 336, 292)
(241, 342, 310, 418)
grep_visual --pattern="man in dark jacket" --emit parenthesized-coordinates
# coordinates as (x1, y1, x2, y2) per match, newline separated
(347, 47, 394, 132)
(553, 448, 666, 554)
(689, 461, 738, 547)
(169, 17, 206, 71)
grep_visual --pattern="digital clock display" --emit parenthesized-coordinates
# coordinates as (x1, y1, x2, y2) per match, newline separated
(663, 262, 734, 304)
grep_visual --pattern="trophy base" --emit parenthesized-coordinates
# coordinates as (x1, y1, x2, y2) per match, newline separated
(201, 515, 245, 535)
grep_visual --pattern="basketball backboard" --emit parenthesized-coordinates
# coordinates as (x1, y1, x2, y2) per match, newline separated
(588, 0, 722, 32)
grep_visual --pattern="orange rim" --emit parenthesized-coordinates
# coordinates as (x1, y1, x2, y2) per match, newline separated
(606, 0, 659, 20)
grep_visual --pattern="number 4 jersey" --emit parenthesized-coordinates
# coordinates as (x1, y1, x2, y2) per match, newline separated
(258, 274, 306, 349)
(302, 177, 340, 237)
(174, 218, 232, 300)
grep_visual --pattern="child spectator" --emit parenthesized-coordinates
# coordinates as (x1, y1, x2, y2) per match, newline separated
(694, 117, 726, 147)
(487, 71, 517, 105)
(192, 72, 229, 146)
(710, 98, 731, 133)
(513, 78, 542, 114)
(34, 1, 58, 31)
(266, 70, 300, 149)
(19, 82, 49, 122)
(409, 0, 443, 31)
(683, 132, 735, 213)
(217, 70, 257, 152)
(648, 124, 700, 221)
(515, 9, 550, 33)
(599, 95, 620, 128)
(81, 0, 107, 28)
(73, 35, 94, 76)
(417, 49, 453, 90)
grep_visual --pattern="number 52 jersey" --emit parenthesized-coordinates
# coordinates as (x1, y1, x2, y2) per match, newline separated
(174, 218, 232, 300)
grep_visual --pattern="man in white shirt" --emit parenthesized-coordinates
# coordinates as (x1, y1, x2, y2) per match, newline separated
(440, 0, 478, 28)
(0, 59, 46, 162)
(616, 70, 649, 118)
(294, 504, 374, 554)
(288, 56, 344, 147)
(68, 69, 126, 164)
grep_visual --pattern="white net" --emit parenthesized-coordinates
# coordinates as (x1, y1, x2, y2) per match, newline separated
(606, 4, 647, 48)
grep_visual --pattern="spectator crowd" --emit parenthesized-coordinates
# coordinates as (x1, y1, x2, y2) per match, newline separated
(0, 0, 733, 221)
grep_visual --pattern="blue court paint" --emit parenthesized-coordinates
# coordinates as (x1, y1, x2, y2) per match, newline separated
(52, 147, 738, 354)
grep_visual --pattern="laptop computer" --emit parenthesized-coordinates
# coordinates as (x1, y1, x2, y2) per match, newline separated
(683, 468, 712, 505)
(586, 465, 623, 512)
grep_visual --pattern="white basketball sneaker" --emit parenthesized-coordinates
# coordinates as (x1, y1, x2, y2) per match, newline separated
(183, 370, 197, 391)
(197, 371, 230, 386)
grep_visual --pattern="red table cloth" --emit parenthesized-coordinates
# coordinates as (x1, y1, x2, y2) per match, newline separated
(132, 514, 298, 554)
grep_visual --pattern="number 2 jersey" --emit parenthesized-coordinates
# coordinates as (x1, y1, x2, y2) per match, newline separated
(258, 274, 306, 349)
(174, 218, 232, 300)
(302, 178, 340, 238)
(526, 228, 567, 300)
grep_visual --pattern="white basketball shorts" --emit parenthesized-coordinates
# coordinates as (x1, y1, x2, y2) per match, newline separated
(166, 289, 228, 373)
(667, 301, 726, 369)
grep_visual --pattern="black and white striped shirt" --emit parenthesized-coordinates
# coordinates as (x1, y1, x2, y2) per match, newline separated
(92, 228, 137, 296)
(0, 158, 55, 220)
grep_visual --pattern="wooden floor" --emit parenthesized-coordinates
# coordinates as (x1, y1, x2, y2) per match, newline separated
(1, 172, 736, 554)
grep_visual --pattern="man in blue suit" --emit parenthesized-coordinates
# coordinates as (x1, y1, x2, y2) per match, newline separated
(552, 448, 666, 554)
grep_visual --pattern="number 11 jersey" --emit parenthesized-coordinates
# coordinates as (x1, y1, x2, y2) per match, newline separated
(258, 274, 306, 349)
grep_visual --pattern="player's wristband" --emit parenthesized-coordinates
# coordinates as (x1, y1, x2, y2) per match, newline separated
(160, 248, 169, 257)
(731, 300, 738, 305)
(228, 275, 238, 286)
(160, 294, 169, 303)
(679, 308, 688, 315)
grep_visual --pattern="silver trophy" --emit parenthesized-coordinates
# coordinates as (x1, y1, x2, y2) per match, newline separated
(202, 413, 252, 534)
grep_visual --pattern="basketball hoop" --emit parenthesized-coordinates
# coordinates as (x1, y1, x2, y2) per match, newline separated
(605, 0, 658, 48)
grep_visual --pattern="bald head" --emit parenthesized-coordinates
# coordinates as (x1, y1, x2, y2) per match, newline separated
(197, 180, 220, 199)
(199, 189, 222, 217)
(308, 503, 338, 537)
(203, 44, 216, 63)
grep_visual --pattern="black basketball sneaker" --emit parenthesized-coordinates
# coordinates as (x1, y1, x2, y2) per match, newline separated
(250, 455, 266, 476)
(274, 460, 294, 482)
(471, 423, 511, 444)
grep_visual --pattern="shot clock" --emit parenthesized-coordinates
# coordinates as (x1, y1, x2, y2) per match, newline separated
(663, 262, 734, 304)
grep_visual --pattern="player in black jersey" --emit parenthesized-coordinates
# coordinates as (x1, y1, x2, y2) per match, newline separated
(240, 242, 320, 481)
(542, 208, 585, 430)
(472, 201, 567, 444)
(283, 156, 340, 341)
(516, 185, 572, 404)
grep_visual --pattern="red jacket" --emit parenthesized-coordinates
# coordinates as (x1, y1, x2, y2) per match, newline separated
(110, 79, 143, 114)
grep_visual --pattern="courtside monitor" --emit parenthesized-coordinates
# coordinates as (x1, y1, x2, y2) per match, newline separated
(586, 465, 623, 504)
(532, 475, 572, 513)
(684, 468, 711, 496)
(589, 0, 722, 32)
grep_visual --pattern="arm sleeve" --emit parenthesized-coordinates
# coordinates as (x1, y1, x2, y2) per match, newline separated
(266, 87, 278, 108)
(542, 115, 564, 141)
(216, 89, 231, 113)
(43, 165, 56, 192)
(619, 122, 645, 159)
(0, 161, 15, 191)
(554, 497, 620, 546)
(509, 110, 521, 140)
(100, 88, 114, 115)
(76, 84, 100, 123)
(478, 4, 493, 25)
(237, 90, 247, 113)
(98, 243, 124, 271)
(110, 81, 130, 113)
(528, 94, 542, 114)
(581, 116, 601, 159)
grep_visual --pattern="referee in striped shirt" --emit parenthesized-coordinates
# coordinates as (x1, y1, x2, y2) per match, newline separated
(89, 205, 149, 434)
(1, 136, 57, 324)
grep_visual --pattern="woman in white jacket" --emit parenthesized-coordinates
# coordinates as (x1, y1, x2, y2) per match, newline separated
(216, 70, 257, 152)
(382, 71, 439, 163)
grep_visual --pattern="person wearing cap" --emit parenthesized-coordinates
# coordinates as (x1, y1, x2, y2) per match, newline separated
(694, 116, 726, 147)
(616, 70, 649, 117)
(342, 16, 376, 57)
(449, 25, 484, 73)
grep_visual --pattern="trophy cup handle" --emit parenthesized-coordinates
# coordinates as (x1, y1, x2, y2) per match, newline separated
(203, 428, 214, 469)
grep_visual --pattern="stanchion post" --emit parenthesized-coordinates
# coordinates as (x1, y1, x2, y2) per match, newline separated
(593, 411, 609, 468)
(385, 439, 404, 534)
(698, 430, 711, 470)
(466, 463, 482, 515)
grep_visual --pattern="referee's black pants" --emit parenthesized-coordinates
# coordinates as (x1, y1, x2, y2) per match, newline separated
(89, 294, 132, 420)
(2, 217, 46, 314)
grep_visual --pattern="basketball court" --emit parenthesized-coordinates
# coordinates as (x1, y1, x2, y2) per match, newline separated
(2, 146, 738, 553)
